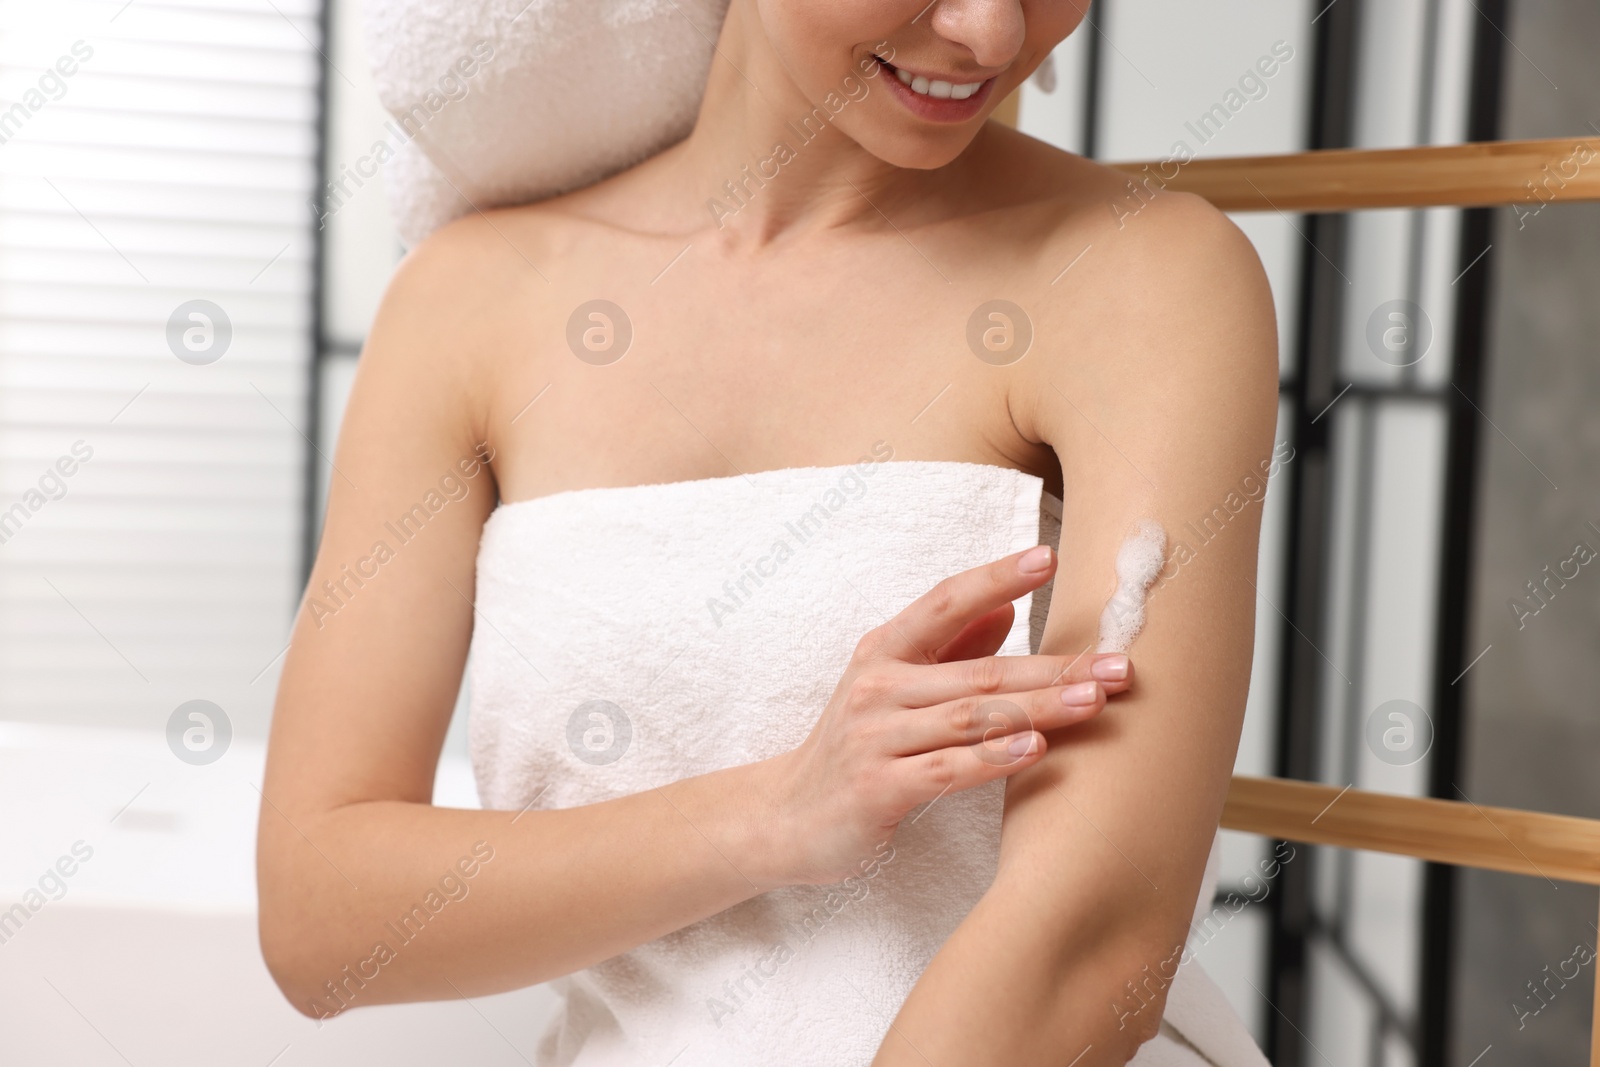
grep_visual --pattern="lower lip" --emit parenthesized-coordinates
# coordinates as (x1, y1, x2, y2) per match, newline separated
(877, 60, 995, 124)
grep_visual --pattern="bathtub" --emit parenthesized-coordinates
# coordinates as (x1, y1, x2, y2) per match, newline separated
(0, 722, 558, 1065)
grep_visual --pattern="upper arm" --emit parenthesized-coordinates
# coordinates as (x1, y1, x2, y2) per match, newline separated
(999, 193, 1280, 962)
(261, 219, 510, 826)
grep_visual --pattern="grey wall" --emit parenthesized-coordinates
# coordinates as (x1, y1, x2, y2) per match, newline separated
(1455, 0, 1600, 1063)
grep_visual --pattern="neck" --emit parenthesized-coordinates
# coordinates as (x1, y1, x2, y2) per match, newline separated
(657, 1, 945, 249)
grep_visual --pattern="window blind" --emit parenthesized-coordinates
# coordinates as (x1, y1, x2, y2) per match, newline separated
(0, 0, 322, 736)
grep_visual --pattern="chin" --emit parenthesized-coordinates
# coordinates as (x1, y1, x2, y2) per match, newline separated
(861, 128, 984, 171)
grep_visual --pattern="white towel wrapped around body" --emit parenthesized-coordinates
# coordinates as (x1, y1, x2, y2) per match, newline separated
(467, 458, 1268, 1066)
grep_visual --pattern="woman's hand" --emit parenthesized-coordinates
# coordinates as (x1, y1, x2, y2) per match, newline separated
(763, 544, 1134, 886)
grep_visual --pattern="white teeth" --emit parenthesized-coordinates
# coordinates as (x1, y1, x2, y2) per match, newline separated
(891, 64, 983, 101)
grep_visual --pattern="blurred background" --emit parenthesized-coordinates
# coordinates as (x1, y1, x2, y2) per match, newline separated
(0, 0, 1594, 1064)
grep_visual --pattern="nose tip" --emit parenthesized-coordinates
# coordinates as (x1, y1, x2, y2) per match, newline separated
(928, 1, 1028, 73)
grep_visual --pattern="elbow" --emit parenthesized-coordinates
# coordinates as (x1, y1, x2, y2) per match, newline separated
(259, 903, 336, 1020)
(258, 842, 348, 1020)
(256, 808, 353, 1019)
(1111, 991, 1167, 1063)
(1099, 929, 1190, 1062)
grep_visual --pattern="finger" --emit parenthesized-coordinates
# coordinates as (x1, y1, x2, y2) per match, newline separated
(868, 545, 1056, 664)
(1028, 649, 1134, 695)
(932, 603, 1014, 663)
(890, 650, 1134, 708)
(887, 683, 1105, 756)
(1069, 651, 1135, 692)
(888, 730, 1048, 812)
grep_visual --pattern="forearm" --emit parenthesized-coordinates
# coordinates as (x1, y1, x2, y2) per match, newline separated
(257, 757, 781, 1017)
(872, 855, 1191, 1066)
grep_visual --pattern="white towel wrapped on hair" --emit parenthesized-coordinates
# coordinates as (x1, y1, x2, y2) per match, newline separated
(361, 0, 733, 247)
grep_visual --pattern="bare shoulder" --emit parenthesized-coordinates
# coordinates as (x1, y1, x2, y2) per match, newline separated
(354, 202, 580, 437)
(382, 201, 575, 341)
(1061, 178, 1278, 382)
(969, 126, 1276, 363)
(992, 139, 1280, 451)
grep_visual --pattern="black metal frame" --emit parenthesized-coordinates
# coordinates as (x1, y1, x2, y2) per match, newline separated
(1261, 2, 1363, 1061)
(1419, 1, 1509, 1063)
(300, 0, 334, 585)
(1080, 0, 1106, 161)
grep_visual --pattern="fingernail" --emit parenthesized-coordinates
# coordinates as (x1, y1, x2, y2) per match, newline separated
(1019, 545, 1053, 573)
(1092, 655, 1129, 682)
(1061, 681, 1099, 706)
(1007, 732, 1039, 757)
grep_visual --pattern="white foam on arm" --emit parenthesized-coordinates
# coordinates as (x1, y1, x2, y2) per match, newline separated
(1095, 519, 1168, 654)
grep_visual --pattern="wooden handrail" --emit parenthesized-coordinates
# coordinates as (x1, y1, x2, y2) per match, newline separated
(992, 91, 1598, 212)
(1226, 775, 1600, 1067)
(1222, 775, 1600, 885)
(1107, 137, 1600, 213)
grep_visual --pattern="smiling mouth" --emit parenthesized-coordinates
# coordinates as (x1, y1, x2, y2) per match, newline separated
(873, 56, 988, 101)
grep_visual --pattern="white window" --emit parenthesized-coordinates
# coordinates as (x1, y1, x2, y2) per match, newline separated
(0, 0, 322, 733)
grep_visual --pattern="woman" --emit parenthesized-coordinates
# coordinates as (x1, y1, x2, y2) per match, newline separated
(258, 1, 1280, 1064)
